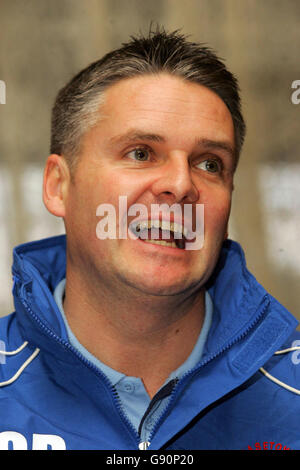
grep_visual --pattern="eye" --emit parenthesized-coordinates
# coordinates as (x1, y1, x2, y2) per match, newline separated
(126, 147, 151, 162)
(196, 158, 222, 173)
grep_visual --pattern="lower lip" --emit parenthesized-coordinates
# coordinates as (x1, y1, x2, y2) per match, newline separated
(129, 236, 188, 256)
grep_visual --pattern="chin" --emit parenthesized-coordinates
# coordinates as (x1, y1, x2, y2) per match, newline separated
(120, 270, 202, 297)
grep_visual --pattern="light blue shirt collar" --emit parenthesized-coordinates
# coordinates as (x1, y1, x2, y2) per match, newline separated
(54, 278, 213, 387)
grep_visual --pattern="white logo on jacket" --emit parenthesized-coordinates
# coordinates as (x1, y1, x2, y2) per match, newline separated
(0, 432, 66, 450)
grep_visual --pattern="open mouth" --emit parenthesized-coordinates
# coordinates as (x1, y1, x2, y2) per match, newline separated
(129, 220, 187, 249)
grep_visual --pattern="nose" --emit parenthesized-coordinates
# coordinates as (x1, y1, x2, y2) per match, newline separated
(151, 153, 199, 204)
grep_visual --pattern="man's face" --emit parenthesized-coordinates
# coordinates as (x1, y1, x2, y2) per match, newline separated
(64, 74, 235, 296)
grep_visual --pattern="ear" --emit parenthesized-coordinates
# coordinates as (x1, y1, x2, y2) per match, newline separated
(43, 154, 70, 218)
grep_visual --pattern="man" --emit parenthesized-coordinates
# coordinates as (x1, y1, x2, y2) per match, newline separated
(0, 28, 299, 451)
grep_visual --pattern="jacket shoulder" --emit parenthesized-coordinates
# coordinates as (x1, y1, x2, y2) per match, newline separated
(0, 312, 28, 360)
(261, 329, 300, 385)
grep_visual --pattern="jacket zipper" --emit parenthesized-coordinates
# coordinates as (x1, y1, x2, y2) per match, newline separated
(20, 289, 270, 450)
(20, 295, 141, 447)
(146, 295, 270, 447)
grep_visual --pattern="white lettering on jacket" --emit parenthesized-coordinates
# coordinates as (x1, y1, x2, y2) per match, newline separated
(0, 432, 66, 450)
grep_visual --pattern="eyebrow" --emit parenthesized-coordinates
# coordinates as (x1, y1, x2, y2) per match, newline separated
(109, 131, 165, 146)
(197, 138, 235, 160)
(109, 130, 235, 159)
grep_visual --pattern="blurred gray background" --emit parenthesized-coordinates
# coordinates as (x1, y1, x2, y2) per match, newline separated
(0, 0, 299, 320)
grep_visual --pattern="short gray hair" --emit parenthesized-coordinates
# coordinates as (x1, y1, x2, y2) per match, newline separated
(50, 27, 246, 173)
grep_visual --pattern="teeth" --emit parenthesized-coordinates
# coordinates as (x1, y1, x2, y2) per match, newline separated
(144, 239, 177, 248)
(134, 220, 188, 238)
(170, 222, 188, 238)
(152, 220, 160, 229)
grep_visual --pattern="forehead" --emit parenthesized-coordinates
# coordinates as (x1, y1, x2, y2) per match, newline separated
(84, 74, 235, 152)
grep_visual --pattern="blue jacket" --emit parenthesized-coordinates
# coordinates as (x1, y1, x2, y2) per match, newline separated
(0, 235, 299, 450)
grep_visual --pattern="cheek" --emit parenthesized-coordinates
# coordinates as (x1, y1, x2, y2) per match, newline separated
(102, 172, 155, 222)
(203, 191, 231, 235)
(65, 184, 100, 245)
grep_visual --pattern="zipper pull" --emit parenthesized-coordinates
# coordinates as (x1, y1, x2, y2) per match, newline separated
(138, 441, 150, 450)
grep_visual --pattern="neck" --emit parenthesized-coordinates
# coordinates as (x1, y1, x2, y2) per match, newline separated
(63, 264, 205, 399)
